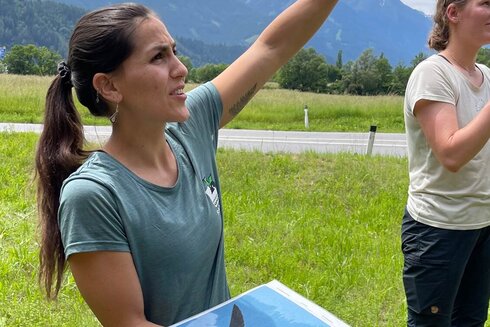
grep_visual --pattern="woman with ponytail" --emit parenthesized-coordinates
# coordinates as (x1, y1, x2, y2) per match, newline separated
(35, 1, 338, 326)
(402, 0, 490, 326)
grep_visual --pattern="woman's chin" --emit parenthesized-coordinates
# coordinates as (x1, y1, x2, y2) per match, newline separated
(175, 109, 191, 123)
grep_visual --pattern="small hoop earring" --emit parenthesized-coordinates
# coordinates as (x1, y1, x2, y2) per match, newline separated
(109, 103, 119, 124)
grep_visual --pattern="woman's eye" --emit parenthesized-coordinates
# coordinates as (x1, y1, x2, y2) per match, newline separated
(152, 52, 165, 62)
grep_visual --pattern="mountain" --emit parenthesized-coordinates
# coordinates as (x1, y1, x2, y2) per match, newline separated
(54, 0, 434, 65)
(326, 0, 434, 65)
(1, 0, 434, 66)
(0, 0, 85, 56)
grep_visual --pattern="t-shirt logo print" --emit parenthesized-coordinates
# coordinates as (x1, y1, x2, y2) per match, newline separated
(202, 175, 220, 214)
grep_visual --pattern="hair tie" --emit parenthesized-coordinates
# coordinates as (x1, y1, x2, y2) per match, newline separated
(57, 61, 72, 86)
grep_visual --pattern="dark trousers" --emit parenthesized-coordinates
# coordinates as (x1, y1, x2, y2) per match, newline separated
(401, 209, 490, 327)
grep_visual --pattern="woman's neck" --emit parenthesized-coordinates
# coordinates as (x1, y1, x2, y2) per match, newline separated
(441, 40, 479, 72)
(440, 46, 480, 80)
(441, 52, 476, 73)
(103, 126, 178, 187)
(103, 122, 171, 168)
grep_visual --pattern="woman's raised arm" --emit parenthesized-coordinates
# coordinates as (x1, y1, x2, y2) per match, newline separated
(213, 0, 339, 128)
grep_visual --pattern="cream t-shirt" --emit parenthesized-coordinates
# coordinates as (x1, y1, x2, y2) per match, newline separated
(404, 54, 490, 230)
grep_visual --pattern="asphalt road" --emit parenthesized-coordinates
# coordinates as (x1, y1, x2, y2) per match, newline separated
(1, 123, 407, 157)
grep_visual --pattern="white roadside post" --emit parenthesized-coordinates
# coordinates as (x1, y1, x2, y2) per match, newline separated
(304, 104, 309, 129)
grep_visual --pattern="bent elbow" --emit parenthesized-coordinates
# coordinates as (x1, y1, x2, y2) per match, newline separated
(444, 163, 461, 173)
(439, 156, 464, 173)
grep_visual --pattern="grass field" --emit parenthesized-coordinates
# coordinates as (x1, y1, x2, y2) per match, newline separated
(0, 132, 411, 326)
(0, 74, 405, 133)
(0, 75, 488, 326)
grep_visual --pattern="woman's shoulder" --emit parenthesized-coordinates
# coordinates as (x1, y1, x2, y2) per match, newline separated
(63, 152, 121, 190)
(413, 54, 448, 73)
(176, 81, 223, 135)
(409, 54, 457, 86)
(185, 82, 221, 107)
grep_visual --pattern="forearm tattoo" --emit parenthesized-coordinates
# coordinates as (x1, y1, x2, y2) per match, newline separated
(229, 83, 257, 117)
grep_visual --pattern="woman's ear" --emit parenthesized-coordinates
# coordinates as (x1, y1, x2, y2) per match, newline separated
(93, 73, 122, 104)
(446, 3, 460, 24)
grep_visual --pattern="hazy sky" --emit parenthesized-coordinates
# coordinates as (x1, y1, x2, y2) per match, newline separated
(400, 0, 435, 15)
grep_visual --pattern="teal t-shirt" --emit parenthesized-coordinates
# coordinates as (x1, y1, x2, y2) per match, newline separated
(59, 82, 229, 325)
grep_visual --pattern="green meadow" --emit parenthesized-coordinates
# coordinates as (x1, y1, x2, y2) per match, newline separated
(1, 132, 408, 326)
(0, 75, 488, 326)
(0, 74, 405, 132)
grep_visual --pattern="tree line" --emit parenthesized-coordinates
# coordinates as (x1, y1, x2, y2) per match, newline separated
(3, 43, 490, 96)
(172, 48, 423, 96)
(187, 47, 490, 96)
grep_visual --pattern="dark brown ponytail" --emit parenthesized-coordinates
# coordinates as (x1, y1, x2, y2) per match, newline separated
(35, 3, 155, 299)
(36, 73, 88, 299)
